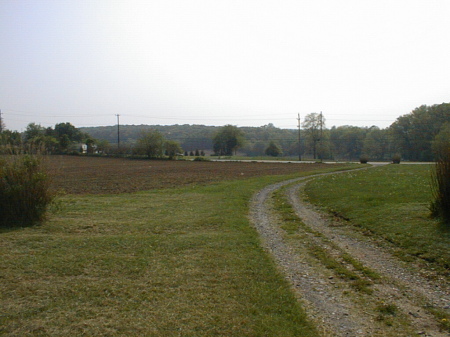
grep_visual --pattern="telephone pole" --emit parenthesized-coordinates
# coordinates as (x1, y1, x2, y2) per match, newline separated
(319, 111, 323, 161)
(0, 109, 3, 133)
(116, 114, 120, 149)
(297, 113, 301, 161)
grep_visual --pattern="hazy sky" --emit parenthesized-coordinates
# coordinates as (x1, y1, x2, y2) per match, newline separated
(1, 0, 449, 132)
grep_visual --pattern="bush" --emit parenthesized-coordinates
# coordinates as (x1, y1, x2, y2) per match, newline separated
(392, 154, 401, 164)
(265, 141, 283, 157)
(0, 155, 55, 227)
(430, 151, 450, 226)
(359, 156, 369, 164)
(193, 156, 210, 162)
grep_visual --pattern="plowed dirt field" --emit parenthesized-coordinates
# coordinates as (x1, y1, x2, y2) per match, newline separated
(45, 156, 334, 194)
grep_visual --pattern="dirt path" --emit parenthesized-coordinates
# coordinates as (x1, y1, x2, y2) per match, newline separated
(249, 171, 450, 337)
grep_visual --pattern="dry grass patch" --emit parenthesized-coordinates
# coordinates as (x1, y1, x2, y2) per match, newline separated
(1, 170, 343, 336)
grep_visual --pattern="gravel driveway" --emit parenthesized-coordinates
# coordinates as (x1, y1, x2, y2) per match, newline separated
(249, 169, 450, 336)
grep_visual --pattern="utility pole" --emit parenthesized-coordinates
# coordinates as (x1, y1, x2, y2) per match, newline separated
(297, 113, 301, 161)
(0, 109, 3, 133)
(116, 114, 120, 150)
(319, 111, 323, 161)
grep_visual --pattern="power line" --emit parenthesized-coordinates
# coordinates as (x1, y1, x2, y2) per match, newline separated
(0, 108, 396, 123)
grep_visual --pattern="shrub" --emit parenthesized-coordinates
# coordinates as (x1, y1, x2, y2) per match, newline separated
(265, 141, 283, 157)
(430, 149, 450, 226)
(193, 156, 210, 162)
(392, 154, 401, 164)
(359, 156, 369, 164)
(0, 155, 55, 227)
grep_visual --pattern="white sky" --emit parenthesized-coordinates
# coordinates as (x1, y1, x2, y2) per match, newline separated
(1, 0, 449, 132)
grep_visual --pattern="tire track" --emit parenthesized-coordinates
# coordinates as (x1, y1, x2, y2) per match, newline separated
(249, 170, 450, 336)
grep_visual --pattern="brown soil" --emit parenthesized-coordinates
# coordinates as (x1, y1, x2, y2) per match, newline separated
(44, 155, 335, 194)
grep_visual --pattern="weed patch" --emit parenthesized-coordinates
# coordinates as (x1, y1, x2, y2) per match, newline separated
(0, 155, 55, 227)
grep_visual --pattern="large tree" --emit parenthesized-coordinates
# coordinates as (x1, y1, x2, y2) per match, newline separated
(330, 126, 366, 160)
(212, 125, 244, 156)
(164, 140, 183, 159)
(134, 129, 165, 158)
(389, 103, 450, 161)
(302, 113, 325, 159)
(362, 126, 389, 160)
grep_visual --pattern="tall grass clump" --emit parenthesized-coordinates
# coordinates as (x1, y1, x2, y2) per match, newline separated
(430, 151, 450, 226)
(0, 155, 55, 227)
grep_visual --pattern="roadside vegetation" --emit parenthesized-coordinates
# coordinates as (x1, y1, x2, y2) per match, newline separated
(430, 123, 450, 226)
(0, 155, 55, 228)
(1, 158, 357, 336)
(304, 164, 450, 279)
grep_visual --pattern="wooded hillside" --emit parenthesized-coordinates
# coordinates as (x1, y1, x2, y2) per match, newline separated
(80, 103, 450, 161)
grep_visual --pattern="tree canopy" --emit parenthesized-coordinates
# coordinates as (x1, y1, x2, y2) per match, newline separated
(3, 101, 448, 161)
(1, 122, 91, 154)
(212, 125, 244, 156)
(265, 141, 283, 157)
(134, 129, 166, 159)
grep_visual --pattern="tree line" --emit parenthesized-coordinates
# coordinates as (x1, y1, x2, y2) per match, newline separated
(0, 122, 103, 154)
(1, 102, 449, 161)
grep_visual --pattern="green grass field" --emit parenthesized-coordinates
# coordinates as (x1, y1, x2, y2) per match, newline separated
(304, 164, 450, 279)
(3, 161, 446, 336)
(1, 171, 330, 336)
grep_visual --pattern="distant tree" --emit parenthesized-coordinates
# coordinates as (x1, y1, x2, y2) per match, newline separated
(389, 103, 450, 161)
(54, 122, 83, 153)
(165, 140, 182, 159)
(134, 129, 165, 159)
(0, 130, 22, 154)
(200, 150, 205, 156)
(184, 150, 188, 156)
(303, 113, 325, 159)
(330, 126, 366, 160)
(213, 124, 245, 156)
(0, 130, 21, 145)
(24, 123, 45, 142)
(195, 149, 200, 156)
(432, 122, 450, 159)
(54, 122, 83, 142)
(23, 123, 48, 153)
(189, 151, 194, 156)
(243, 141, 266, 156)
(95, 139, 110, 154)
(58, 134, 71, 153)
(265, 141, 283, 157)
(85, 138, 96, 154)
(362, 126, 389, 161)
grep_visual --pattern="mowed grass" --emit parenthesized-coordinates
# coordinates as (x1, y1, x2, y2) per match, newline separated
(0, 163, 355, 336)
(304, 164, 450, 278)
